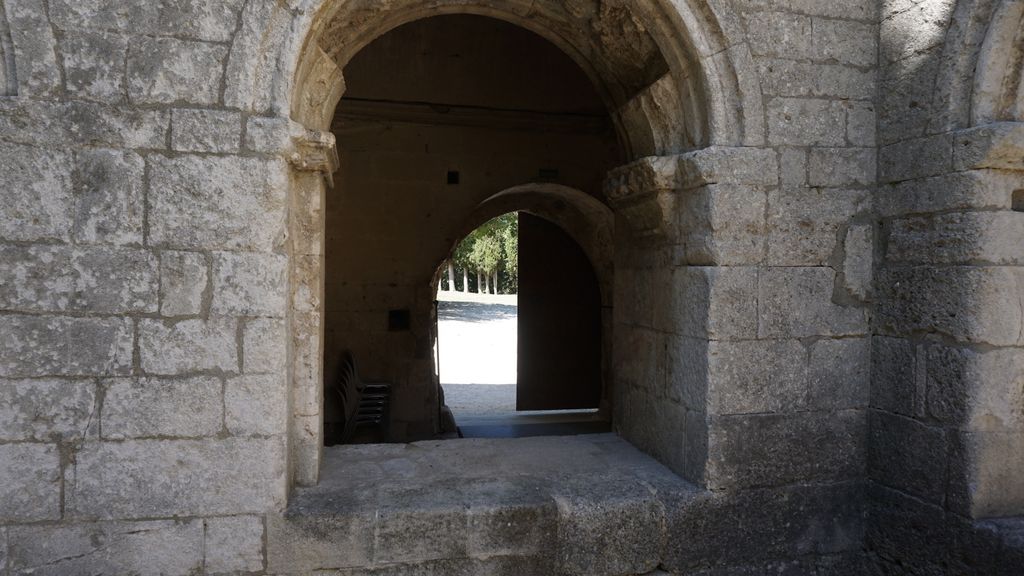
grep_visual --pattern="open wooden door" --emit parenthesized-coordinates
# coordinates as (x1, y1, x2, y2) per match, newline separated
(516, 213, 602, 410)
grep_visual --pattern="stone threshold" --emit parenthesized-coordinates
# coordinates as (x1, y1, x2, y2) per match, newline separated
(267, 434, 700, 575)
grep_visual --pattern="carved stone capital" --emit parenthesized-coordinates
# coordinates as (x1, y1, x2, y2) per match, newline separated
(603, 156, 680, 238)
(288, 124, 339, 187)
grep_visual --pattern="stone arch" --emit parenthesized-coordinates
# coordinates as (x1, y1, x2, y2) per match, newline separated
(444, 183, 614, 307)
(244, 0, 762, 485)
(972, 0, 1024, 125)
(435, 183, 616, 417)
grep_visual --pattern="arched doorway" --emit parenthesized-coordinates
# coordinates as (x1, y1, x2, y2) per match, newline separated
(272, 0, 765, 486)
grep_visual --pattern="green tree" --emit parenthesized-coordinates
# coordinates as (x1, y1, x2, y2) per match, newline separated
(451, 212, 518, 294)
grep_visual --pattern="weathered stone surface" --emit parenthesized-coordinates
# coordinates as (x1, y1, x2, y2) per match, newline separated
(148, 155, 288, 251)
(707, 411, 866, 489)
(767, 187, 870, 266)
(868, 410, 947, 504)
(0, 245, 158, 314)
(226, 374, 288, 436)
(757, 59, 875, 100)
(205, 515, 265, 574)
(49, 0, 246, 41)
(5, 0, 61, 96)
(767, 98, 846, 146)
(707, 339, 807, 414)
(678, 184, 767, 265)
(665, 335, 709, 410)
(0, 443, 60, 522)
(867, 484, 949, 574)
(0, 142, 73, 242)
(670, 266, 758, 340)
(870, 336, 919, 416)
(211, 251, 288, 317)
(243, 317, 287, 374)
(666, 483, 865, 571)
(878, 133, 953, 183)
(887, 211, 1024, 265)
(73, 148, 145, 245)
(0, 100, 169, 150)
(7, 520, 203, 576)
(846, 101, 876, 147)
(67, 437, 287, 518)
(949, 430, 1024, 518)
(138, 318, 238, 375)
(159, 250, 208, 317)
(878, 170, 1018, 218)
(759, 267, 868, 337)
(875, 266, 1024, 345)
(61, 30, 128, 102)
(102, 376, 223, 439)
(926, 345, 1024, 431)
(74, 248, 159, 313)
(172, 108, 242, 153)
(814, 19, 877, 67)
(0, 378, 97, 441)
(676, 146, 779, 189)
(0, 315, 133, 377)
(808, 338, 870, 411)
(127, 37, 228, 105)
(808, 148, 876, 187)
(842, 224, 873, 300)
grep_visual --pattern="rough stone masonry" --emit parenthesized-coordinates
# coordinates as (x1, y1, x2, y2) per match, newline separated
(0, 0, 1022, 574)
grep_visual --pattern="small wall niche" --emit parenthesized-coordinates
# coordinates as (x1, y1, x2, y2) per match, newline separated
(1012, 190, 1024, 212)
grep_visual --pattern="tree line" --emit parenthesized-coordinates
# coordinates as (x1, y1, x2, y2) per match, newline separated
(440, 212, 518, 294)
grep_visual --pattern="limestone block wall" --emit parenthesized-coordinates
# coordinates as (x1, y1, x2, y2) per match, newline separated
(0, 1, 291, 572)
(613, 0, 876, 528)
(868, 0, 1024, 571)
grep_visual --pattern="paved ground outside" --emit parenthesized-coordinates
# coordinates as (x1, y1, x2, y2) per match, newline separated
(437, 291, 518, 416)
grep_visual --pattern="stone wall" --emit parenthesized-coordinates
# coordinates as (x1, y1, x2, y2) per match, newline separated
(867, 0, 1024, 572)
(0, 0, 1021, 574)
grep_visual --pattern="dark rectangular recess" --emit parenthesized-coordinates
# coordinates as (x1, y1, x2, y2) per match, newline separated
(447, 170, 460, 185)
(1012, 190, 1024, 212)
(388, 309, 411, 331)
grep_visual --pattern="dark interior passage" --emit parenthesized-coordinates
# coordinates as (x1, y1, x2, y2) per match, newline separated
(324, 15, 621, 442)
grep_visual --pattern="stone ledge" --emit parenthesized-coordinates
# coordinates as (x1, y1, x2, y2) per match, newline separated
(269, 435, 699, 575)
(268, 435, 864, 576)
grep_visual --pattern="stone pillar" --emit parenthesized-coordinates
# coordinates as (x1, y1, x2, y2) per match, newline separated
(873, 123, 1024, 531)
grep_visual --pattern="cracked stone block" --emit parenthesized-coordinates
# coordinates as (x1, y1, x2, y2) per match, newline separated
(0, 142, 73, 242)
(0, 443, 60, 522)
(61, 29, 128, 102)
(868, 410, 947, 504)
(67, 437, 287, 519)
(7, 520, 203, 576)
(205, 515, 265, 574)
(73, 148, 145, 245)
(159, 250, 208, 317)
(148, 155, 288, 251)
(225, 374, 288, 436)
(211, 251, 288, 317)
(101, 376, 223, 439)
(0, 315, 133, 377)
(127, 36, 227, 105)
(0, 379, 97, 441)
(139, 318, 238, 375)
(172, 108, 242, 153)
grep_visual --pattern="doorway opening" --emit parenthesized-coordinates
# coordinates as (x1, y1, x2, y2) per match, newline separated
(435, 211, 607, 438)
